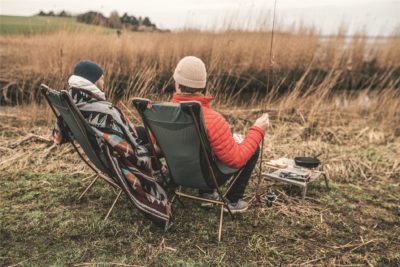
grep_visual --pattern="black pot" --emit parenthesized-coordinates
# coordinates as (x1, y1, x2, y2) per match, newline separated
(294, 156, 321, 168)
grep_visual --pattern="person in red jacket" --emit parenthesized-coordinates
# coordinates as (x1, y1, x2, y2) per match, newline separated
(171, 56, 270, 212)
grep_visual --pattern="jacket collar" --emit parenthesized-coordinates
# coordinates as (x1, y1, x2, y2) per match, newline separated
(68, 75, 106, 101)
(171, 93, 214, 108)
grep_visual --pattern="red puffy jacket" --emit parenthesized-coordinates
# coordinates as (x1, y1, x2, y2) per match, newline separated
(172, 94, 265, 169)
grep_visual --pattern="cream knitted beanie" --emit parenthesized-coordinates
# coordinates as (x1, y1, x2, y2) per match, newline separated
(173, 56, 207, 89)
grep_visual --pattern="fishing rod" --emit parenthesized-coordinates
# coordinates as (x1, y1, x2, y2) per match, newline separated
(253, 0, 277, 227)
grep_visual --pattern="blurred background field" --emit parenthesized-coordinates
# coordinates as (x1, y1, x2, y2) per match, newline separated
(0, 3, 400, 266)
(0, 15, 115, 34)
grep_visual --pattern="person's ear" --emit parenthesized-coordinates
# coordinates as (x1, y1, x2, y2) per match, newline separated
(175, 82, 181, 93)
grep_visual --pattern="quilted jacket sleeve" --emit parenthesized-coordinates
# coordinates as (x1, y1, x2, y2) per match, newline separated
(205, 111, 265, 169)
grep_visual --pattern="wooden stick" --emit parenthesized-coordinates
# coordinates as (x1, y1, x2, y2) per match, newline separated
(0, 153, 25, 167)
(9, 133, 52, 148)
(73, 263, 142, 267)
(348, 239, 379, 253)
(300, 257, 326, 266)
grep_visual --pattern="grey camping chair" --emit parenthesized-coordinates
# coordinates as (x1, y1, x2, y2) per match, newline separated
(41, 84, 122, 220)
(132, 97, 243, 241)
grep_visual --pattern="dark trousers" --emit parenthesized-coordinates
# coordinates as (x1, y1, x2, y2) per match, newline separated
(135, 126, 160, 170)
(201, 147, 260, 203)
(135, 126, 150, 146)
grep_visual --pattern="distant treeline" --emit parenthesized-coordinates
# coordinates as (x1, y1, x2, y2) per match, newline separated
(37, 10, 162, 32)
(37, 10, 72, 17)
(77, 11, 157, 31)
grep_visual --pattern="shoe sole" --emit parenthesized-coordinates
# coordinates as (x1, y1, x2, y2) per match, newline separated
(223, 205, 248, 214)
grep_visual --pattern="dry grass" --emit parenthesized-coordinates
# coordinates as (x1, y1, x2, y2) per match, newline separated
(0, 29, 399, 106)
(1, 101, 399, 266)
(1, 23, 400, 266)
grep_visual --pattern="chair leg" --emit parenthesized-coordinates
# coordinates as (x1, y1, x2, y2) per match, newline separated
(78, 175, 99, 201)
(218, 204, 224, 242)
(170, 194, 176, 204)
(216, 189, 234, 220)
(104, 190, 122, 220)
(170, 192, 185, 208)
(175, 195, 185, 208)
(175, 187, 185, 208)
(302, 185, 307, 200)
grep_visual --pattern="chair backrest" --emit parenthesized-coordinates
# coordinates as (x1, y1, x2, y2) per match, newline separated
(41, 85, 111, 176)
(133, 98, 237, 190)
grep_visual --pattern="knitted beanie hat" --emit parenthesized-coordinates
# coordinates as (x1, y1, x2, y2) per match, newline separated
(73, 60, 103, 84)
(173, 56, 207, 89)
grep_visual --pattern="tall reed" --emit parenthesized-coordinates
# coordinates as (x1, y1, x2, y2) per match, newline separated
(0, 27, 399, 123)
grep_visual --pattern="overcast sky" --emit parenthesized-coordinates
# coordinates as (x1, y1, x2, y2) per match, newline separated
(1, 0, 399, 36)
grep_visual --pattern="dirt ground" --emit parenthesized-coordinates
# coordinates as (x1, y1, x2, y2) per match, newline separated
(1, 106, 399, 266)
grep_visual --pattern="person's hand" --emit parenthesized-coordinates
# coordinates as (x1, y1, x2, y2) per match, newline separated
(254, 113, 270, 132)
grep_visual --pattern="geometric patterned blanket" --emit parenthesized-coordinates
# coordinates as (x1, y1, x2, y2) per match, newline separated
(55, 78, 171, 229)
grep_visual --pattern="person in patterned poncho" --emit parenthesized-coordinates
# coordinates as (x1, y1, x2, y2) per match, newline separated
(53, 60, 172, 229)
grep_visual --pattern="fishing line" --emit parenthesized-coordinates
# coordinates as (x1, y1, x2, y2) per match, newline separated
(254, 0, 277, 225)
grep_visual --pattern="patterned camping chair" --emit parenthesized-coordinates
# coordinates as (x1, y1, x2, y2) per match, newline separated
(41, 84, 122, 220)
(132, 97, 242, 242)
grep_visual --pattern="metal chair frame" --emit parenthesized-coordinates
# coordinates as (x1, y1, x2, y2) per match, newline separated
(41, 84, 122, 220)
(133, 97, 244, 241)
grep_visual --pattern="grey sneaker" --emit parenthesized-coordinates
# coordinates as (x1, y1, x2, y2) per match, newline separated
(200, 191, 220, 208)
(224, 199, 249, 213)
